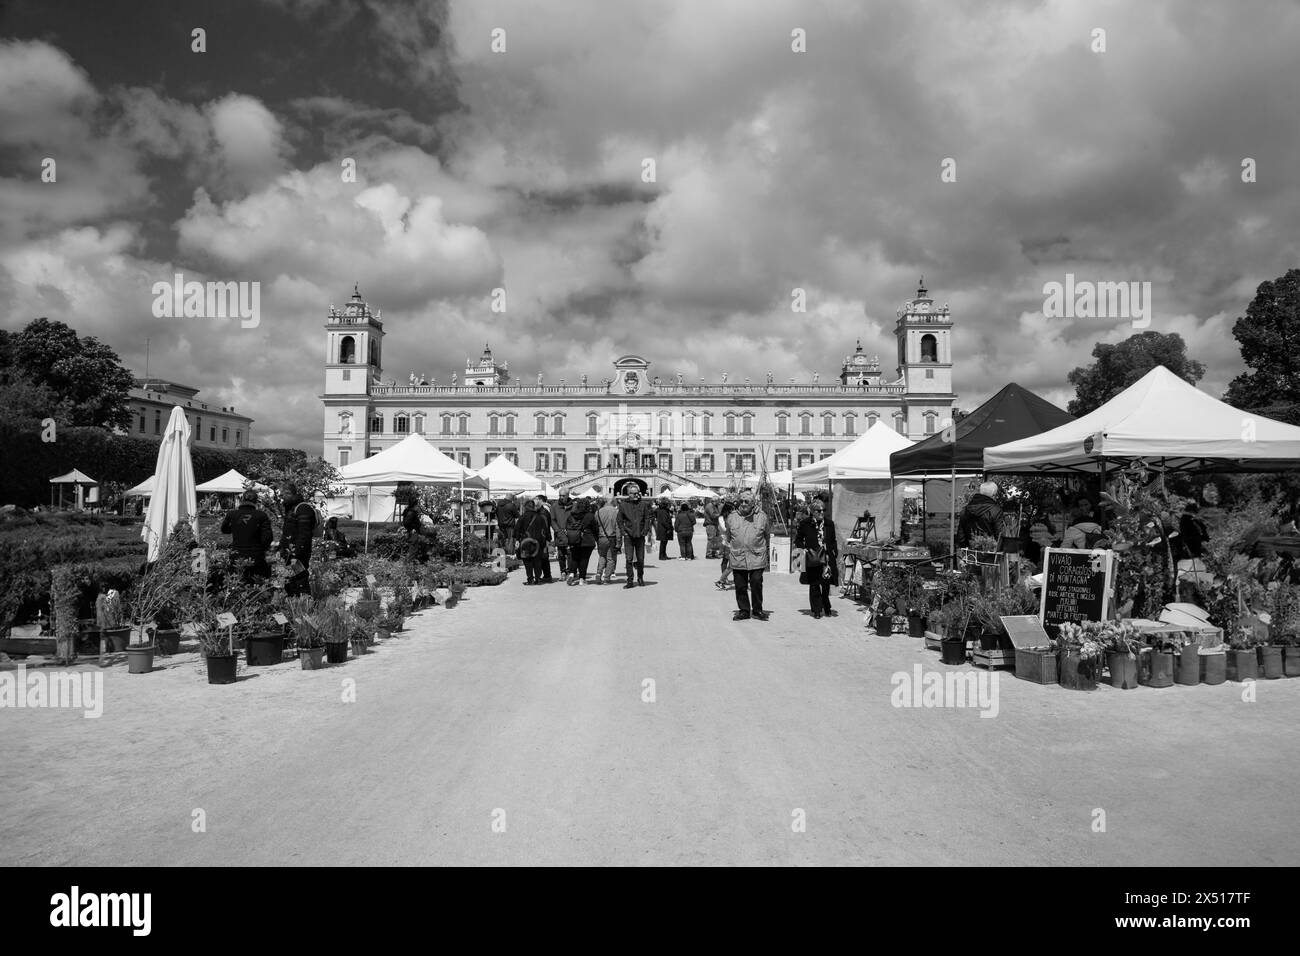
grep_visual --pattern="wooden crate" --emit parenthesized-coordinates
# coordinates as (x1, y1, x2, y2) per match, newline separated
(973, 647, 1016, 670)
(1014, 647, 1058, 684)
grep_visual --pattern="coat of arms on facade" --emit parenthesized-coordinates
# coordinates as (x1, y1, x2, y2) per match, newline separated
(623, 370, 639, 394)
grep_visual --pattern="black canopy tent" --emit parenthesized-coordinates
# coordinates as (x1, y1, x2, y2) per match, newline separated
(889, 383, 1075, 557)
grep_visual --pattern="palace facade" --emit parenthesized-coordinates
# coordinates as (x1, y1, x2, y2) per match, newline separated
(320, 282, 958, 491)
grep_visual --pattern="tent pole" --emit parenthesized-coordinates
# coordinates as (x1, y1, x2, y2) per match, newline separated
(949, 468, 956, 569)
(460, 476, 465, 564)
(364, 486, 371, 554)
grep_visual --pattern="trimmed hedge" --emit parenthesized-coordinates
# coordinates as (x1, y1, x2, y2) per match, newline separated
(0, 421, 302, 508)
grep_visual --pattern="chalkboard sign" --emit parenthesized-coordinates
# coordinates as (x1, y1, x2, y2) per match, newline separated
(1039, 547, 1114, 628)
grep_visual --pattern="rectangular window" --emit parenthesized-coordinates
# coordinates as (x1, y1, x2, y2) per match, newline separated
(725, 452, 737, 472)
(925, 368, 934, 379)
(702, 416, 711, 437)
(585, 452, 600, 471)
(659, 416, 670, 438)
(139, 414, 146, 433)
(505, 450, 518, 465)
(221, 427, 229, 443)
(553, 450, 567, 472)
(536, 452, 550, 472)
(777, 416, 787, 436)
(441, 416, 451, 435)
(845, 417, 856, 436)
(551, 417, 562, 436)
(486, 447, 500, 466)
(823, 416, 833, 436)
(658, 452, 672, 472)
(535, 416, 546, 436)
(798, 450, 815, 467)
(154, 410, 162, 435)
(235, 430, 242, 446)
(339, 448, 351, 466)
(820, 449, 834, 460)
(700, 453, 714, 472)
(926, 416, 936, 434)
(587, 416, 598, 437)
(738, 453, 755, 472)
(725, 416, 735, 436)
(505, 416, 515, 435)
(742, 416, 752, 436)
(489, 416, 499, 435)
(458, 416, 468, 435)
(395, 417, 409, 434)
(414, 416, 425, 434)
(800, 416, 811, 436)
(683, 455, 696, 473)
(457, 451, 471, 468)
(210, 426, 216, 442)
(775, 452, 791, 472)
(342, 369, 351, 382)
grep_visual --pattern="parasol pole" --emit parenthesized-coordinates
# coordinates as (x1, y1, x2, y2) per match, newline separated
(460, 476, 465, 564)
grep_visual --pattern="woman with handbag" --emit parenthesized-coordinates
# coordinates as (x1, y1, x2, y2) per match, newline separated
(565, 498, 600, 585)
(794, 500, 839, 618)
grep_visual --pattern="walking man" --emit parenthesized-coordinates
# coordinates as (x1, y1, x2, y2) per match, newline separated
(617, 485, 653, 588)
(518, 499, 551, 585)
(533, 494, 556, 582)
(594, 496, 621, 584)
(675, 501, 697, 559)
(726, 491, 770, 620)
(496, 494, 519, 556)
(702, 497, 721, 558)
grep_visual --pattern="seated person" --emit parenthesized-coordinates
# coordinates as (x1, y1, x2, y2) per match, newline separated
(322, 516, 356, 558)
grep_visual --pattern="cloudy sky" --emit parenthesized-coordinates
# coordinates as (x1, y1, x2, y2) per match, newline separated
(3, 0, 1298, 449)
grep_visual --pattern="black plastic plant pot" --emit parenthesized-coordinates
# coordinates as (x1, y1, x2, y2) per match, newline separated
(940, 639, 966, 665)
(246, 633, 285, 666)
(325, 642, 349, 664)
(206, 655, 238, 685)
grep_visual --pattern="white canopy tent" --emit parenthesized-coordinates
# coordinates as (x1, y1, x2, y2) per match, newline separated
(49, 468, 97, 510)
(791, 421, 915, 547)
(476, 455, 555, 497)
(764, 469, 822, 490)
(195, 468, 270, 496)
(670, 483, 718, 500)
(984, 365, 1300, 475)
(337, 433, 489, 554)
(124, 476, 155, 498)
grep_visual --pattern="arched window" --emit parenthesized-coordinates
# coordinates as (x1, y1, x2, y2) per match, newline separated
(799, 412, 813, 436)
(338, 412, 352, 436)
(924, 411, 938, 434)
(339, 335, 356, 364)
(920, 333, 938, 363)
(822, 411, 835, 436)
(684, 412, 697, 436)
(844, 413, 856, 436)
(775, 411, 789, 436)
(552, 413, 564, 436)
(867, 412, 879, 430)
(413, 413, 425, 434)
(587, 413, 599, 437)
(535, 413, 547, 436)
(741, 412, 753, 436)
(725, 412, 737, 436)
(440, 413, 452, 435)
(394, 413, 410, 434)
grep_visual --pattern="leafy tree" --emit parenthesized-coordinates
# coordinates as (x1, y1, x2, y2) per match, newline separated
(2, 318, 137, 430)
(243, 450, 343, 517)
(1223, 268, 1300, 426)
(1066, 331, 1205, 416)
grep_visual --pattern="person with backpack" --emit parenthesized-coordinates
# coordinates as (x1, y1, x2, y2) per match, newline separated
(549, 490, 575, 578)
(594, 496, 621, 584)
(564, 498, 599, 584)
(496, 495, 520, 556)
(533, 494, 556, 583)
(221, 488, 273, 580)
(517, 499, 552, 586)
(1062, 496, 1107, 550)
(675, 502, 697, 559)
(278, 482, 317, 596)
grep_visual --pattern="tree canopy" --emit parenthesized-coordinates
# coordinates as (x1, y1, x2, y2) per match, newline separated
(1066, 331, 1206, 417)
(0, 318, 136, 430)
(1223, 267, 1300, 426)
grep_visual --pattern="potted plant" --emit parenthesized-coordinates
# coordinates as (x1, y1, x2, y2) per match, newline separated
(967, 533, 1001, 566)
(127, 524, 194, 665)
(1139, 630, 1181, 688)
(95, 585, 131, 652)
(1055, 622, 1102, 690)
(318, 597, 352, 664)
(1269, 583, 1300, 677)
(286, 595, 326, 669)
(1102, 621, 1142, 689)
(349, 615, 371, 656)
(152, 603, 181, 656)
(1224, 626, 1260, 682)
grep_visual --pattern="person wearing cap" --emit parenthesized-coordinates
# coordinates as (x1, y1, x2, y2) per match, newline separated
(221, 488, 274, 580)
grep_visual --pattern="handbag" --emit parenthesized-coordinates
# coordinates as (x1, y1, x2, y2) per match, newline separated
(792, 549, 807, 573)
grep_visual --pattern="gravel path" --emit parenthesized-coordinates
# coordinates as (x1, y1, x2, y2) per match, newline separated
(3, 539, 1298, 866)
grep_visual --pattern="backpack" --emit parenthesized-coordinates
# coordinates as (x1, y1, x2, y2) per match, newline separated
(565, 513, 585, 546)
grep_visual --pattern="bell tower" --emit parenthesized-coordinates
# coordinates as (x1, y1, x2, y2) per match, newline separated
(324, 284, 384, 396)
(894, 278, 953, 394)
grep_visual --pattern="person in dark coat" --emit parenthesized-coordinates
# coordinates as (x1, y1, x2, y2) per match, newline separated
(531, 495, 555, 582)
(957, 481, 1004, 548)
(517, 499, 552, 585)
(564, 498, 600, 584)
(655, 497, 676, 560)
(278, 483, 317, 596)
(221, 488, 273, 580)
(794, 500, 839, 618)
(702, 498, 721, 558)
(675, 502, 696, 559)
(496, 496, 520, 556)
(617, 485, 653, 587)
(549, 491, 575, 577)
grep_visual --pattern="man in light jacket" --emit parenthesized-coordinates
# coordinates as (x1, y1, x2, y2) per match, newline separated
(725, 491, 770, 620)
(594, 496, 622, 584)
